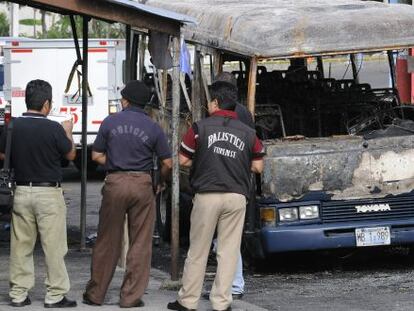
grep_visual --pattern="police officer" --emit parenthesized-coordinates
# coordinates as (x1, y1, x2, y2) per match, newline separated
(168, 81, 264, 311)
(0, 79, 77, 308)
(83, 80, 172, 308)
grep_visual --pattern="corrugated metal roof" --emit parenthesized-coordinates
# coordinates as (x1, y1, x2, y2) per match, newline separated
(103, 0, 196, 24)
(146, 0, 414, 58)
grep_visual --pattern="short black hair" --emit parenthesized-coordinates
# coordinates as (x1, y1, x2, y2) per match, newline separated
(25, 79, 52, 111)
(209, 81, 237, 111)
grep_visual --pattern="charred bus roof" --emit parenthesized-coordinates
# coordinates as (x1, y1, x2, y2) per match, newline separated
(146, 0, 414, 58)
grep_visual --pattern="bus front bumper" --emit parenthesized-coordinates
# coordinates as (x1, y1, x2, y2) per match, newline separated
(260, 219, 414, 253)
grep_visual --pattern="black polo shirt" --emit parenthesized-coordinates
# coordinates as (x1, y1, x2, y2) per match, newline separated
(93, 106, 171, 171)
(0, 113, 72, 183)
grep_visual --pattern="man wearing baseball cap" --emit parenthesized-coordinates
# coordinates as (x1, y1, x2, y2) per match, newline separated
(83, 80, 172, 308)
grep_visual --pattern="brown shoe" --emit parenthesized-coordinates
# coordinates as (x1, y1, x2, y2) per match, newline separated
(120, 299, 145, 308)
(82, 293, 101, 306)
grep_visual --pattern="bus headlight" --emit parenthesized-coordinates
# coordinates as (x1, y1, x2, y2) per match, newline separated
(279, 208, 299, 222)
(260, 207, 276, 227)
(299, 205, 319, 220)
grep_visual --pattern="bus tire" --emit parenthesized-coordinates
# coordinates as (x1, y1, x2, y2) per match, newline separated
(156, 188, 171, 242)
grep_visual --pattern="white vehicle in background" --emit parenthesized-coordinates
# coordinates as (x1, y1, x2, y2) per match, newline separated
(0, 38, 31, 125)
(2, 39, 126, 169)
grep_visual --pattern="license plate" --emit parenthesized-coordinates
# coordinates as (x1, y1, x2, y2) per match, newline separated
(355, 226, 391, 247)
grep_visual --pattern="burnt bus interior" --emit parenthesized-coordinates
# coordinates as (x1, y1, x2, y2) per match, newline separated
(142, 48, 411, 143)
(222, 52, 408, 141)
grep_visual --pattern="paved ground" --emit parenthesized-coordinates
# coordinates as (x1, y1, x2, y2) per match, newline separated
(3, 166, 414, 310)
(0, 249, 266, 311)
(0, 167, 266, 311)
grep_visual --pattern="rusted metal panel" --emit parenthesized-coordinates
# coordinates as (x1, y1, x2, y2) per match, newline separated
(12, 0, 195, 35)
(262, 135, 414, 202)
(147, 0, 414, 58)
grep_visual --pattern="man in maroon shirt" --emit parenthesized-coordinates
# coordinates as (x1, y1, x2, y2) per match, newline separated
(168, 81, 264, 311)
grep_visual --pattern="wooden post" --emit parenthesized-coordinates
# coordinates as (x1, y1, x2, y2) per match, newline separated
(247, 57, 258, 119)
(192, 49, 203, 122)
(170, 35, 181, 281)
(213, 50, 223, 80)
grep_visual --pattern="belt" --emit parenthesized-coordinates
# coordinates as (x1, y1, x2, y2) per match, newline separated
(16, 182, 61, 187)
(108, 171, 150, 175)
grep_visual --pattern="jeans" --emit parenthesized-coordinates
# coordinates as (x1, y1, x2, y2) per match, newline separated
(213, 238, 245, 294)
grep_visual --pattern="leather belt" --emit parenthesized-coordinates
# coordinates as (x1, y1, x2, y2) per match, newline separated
(16, 182, 61, 187)
(108, 171, 150, 175)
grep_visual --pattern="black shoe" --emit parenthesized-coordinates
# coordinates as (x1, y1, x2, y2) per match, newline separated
(213, 307, 232, 311)
(167, 300, 196, 311)
(82, 293, 101, 306)
(10, 297, 31, 307)
(232, 293, 243, 300)
(120, 299, 145, 308)
(44, 296, 77, 308)
(203, 292, 242, 300)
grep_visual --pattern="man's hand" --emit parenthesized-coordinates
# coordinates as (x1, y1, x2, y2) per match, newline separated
(62, 120, 76, 161)
(91, 151, 106, 165)
(61, 120, 73, 134)
(156, 182, 167, 194)
(160, 158, 172, 182)
(251, 159, 264, 174)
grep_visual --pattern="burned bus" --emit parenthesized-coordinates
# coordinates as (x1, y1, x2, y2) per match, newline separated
(148, 0, 414, 259)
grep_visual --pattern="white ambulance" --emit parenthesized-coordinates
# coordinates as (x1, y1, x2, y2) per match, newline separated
(2, 39, 126, 169)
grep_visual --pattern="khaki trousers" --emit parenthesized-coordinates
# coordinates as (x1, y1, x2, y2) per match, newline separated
(178, 192, 246, 310)
(9, 186, 70, 304)
(85, 173, 155, 307)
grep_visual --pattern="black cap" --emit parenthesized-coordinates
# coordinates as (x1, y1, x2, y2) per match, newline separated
(121, 80, 150, 107)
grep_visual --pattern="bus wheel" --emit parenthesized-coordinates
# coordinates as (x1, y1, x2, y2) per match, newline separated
(156, 187, 171, 242)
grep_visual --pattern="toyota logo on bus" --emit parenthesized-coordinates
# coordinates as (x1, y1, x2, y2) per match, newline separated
(355, 204, 391, 213)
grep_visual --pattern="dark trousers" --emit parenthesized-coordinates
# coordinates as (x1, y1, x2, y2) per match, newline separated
(85, 173, 155, 307)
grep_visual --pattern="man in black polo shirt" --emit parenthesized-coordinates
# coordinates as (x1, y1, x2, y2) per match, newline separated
(0, 79, 77, 308)
(83, 80, 172, 308)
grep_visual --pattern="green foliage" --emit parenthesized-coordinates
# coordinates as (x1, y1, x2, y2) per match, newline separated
(0, 12, 9, 37)
(19, 18, 42, 26)
(44, 15, 125, 39)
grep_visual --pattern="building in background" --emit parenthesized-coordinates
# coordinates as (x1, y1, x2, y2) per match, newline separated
(0, 2, 58, 37)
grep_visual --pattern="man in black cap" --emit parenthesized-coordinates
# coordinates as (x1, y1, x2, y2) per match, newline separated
(83, 80, 172, 308)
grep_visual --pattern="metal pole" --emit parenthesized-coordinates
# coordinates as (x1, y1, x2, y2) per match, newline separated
(80, 16, 89, 251)
(70, 16, 82, 62)
(10, 4, 19, 37)
(125, 25, 131, 82)
(317, 56, 325, 79)
(350, 54, 360, 84)
(171, 35, 181, 281)
(388, 50, 396, 89)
